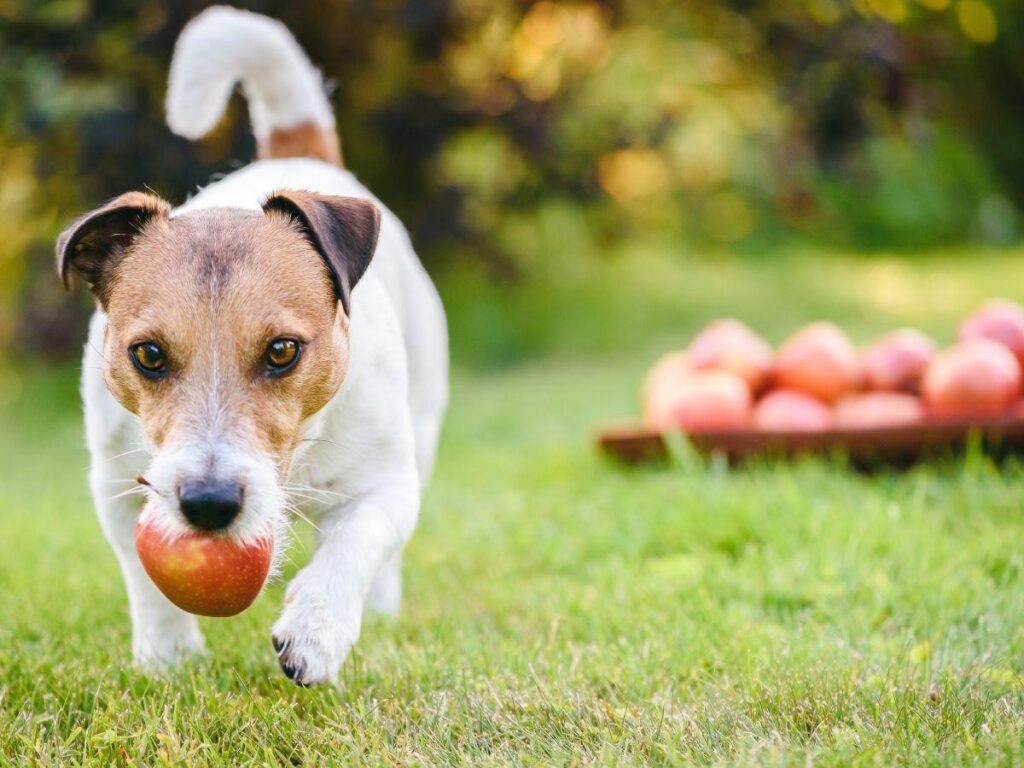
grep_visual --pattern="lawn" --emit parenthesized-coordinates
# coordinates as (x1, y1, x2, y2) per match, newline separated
(2, 247, 1024, 765)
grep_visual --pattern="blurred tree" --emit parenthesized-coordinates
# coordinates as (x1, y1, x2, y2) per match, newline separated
(0, 0, 1020, 361)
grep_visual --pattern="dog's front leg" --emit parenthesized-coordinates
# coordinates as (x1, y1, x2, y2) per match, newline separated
(271, 479, 418, 686)
(91, 462, 205, 668)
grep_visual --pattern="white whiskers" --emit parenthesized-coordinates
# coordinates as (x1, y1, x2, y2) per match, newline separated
(109, 484, 148, 501)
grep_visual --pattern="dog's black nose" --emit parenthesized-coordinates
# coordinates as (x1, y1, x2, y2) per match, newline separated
(179, 481, 243, 531)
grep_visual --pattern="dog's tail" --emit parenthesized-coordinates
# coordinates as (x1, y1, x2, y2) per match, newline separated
(166, 6, 341, 165)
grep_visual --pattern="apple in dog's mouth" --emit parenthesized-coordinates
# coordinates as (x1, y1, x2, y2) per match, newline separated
(135, 510, 272, 618)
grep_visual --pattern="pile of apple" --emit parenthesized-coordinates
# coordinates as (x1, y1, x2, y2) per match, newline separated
(644, 299, 1024, 434)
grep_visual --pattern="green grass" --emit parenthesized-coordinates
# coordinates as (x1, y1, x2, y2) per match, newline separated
(3, 247, 1024, 765)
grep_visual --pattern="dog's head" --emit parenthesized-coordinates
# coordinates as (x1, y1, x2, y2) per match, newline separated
(58, 190, 380, 543)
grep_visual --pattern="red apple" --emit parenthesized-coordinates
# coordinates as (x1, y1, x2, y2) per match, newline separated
(959, 298, 1024, 368)
(752, 389, 833, 432)
(643, 351, 690, 398)
(687, 319, 774, 392)
(643, 351, 692, 426)
(1010, 399, 1024, 420)
(774, 322, 859, 403)
(860, 328, 938, 393)
(922, 338, 1022, 419)
(135, 511, 272, 618)
(834, 392, 925, 429)
(644, 369, 751, 432)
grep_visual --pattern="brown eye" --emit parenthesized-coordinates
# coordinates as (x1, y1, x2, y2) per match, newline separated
(265, 338, 300, 374)
(131, 342, 167, 377)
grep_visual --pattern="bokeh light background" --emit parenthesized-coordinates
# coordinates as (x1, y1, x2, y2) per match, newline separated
(0, 0, 1021, 390)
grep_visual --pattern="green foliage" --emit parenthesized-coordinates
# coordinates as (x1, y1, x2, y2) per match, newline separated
(0, 0, 1021, 364)
(818, 130, 1006, 249)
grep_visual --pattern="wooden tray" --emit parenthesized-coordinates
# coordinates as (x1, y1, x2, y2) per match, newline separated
(597, 415, 1024, 468)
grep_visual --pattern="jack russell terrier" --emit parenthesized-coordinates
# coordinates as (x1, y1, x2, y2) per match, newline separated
(57, 6, 448, 686)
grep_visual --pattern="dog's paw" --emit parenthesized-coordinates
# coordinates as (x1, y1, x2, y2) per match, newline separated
(270, 573, 361, 687)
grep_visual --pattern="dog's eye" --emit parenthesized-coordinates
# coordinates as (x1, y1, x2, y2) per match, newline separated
(265, 338, 300, 374)
(131, 342, 167, 377)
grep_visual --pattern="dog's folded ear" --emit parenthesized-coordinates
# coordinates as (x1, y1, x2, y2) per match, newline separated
(262, 190, 382, 315)
(57, 191, 171, 305)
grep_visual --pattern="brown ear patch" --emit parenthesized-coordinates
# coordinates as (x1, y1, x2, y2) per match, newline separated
(261, 190, 381, 314)
(57, 191, 171, 305)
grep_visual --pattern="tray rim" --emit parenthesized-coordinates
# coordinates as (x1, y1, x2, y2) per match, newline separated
(596, 414, 1024, 466)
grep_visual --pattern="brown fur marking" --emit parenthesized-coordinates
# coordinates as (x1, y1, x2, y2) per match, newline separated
(258, 122, 342, 166)
(101, 205, 347, 473)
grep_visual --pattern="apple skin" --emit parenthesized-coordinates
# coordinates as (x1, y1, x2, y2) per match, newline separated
(834, 392, 925, 429)
(753, 389, 833, 432)
(959, 299, 1024, 368)
(774, 322, 859, 403)
(688, 319, 775, 393)
(642, 350, 691, 428)
(644, 369, 751, 433)
(860, 328, 938, 393)
(135, 514, 273, 618)
(922, 338, 1022, 419)
(1010, 399, 1024, 420)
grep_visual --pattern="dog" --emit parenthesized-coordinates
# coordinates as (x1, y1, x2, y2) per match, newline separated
(57, 6, 448, 686)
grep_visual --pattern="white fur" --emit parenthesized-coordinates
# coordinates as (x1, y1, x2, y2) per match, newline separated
(84, 10, 448, 685)
(166, 6, 335, 140)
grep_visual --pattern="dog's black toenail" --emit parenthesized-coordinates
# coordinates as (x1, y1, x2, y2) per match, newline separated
(279, 658, 305, 683)
(272, 636, 285, 654)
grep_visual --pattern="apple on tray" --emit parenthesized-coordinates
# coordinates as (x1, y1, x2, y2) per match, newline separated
(644, 368, 752, 433)
(135, 507, 273, 618)
(687, 319, 775, 393)
(752, 389, 833, 432)
(834, 392, 925, 429)
(921, 338, 1023, 419)
(859, 328, 937, 393)
(774, 322, 859, 403)
(959, 298, 1024, 369)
